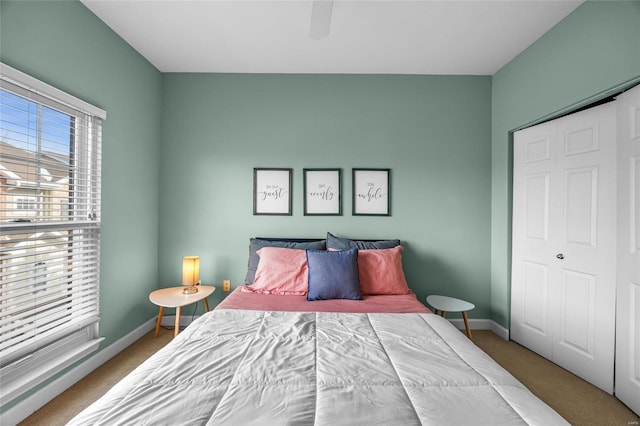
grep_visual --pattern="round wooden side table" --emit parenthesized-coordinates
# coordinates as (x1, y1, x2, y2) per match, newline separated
(149, 285, 216, 337)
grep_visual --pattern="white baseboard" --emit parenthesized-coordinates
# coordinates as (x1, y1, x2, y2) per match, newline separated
(448, 318, 510, 340)
(1, 318, 156, 426)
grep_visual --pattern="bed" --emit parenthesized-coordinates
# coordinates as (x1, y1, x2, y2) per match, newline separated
(68, 235, 568, 425)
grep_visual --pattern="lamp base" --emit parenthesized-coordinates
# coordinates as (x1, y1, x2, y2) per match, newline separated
(182, 285, 198, 294)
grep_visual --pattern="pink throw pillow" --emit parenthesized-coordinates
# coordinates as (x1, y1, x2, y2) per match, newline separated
(245, 247, 308, 295)
(358, 246, 411, 295)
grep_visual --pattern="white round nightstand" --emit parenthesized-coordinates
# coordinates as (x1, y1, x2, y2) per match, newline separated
(426, 294, 475, 340)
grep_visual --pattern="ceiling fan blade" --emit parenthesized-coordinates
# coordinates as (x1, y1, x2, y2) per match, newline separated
(309, 0, 334, 40)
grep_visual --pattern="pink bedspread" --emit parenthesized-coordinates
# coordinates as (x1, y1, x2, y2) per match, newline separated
(216, 286, 431, 313)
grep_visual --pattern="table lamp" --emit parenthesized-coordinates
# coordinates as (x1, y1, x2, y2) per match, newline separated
(182, 256, 200, 294)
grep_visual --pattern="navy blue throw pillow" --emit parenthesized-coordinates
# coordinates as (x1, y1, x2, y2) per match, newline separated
(306, 248, 361, 301)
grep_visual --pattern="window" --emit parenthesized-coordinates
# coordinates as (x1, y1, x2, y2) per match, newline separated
(0, 63, 106, 405)
(15, 196, 36, 211)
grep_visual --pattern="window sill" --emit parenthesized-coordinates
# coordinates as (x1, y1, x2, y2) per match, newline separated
(0, 333, 103, 407)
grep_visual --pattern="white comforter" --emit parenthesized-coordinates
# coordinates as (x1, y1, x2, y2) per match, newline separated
(69, 310, 567, 425)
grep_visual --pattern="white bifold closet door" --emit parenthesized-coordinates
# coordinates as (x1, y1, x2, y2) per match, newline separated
(511, 101, 617, 394)
(615, 84, 640, 415)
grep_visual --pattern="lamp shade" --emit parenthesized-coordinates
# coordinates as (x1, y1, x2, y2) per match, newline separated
(182, 256, 200, 286)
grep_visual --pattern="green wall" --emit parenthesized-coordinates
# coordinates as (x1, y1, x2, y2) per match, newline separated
(0, 0, 162, 410)
(490, 0, 640, 327)
(5, 0, 636, 414)
(159, 74, 493, 315)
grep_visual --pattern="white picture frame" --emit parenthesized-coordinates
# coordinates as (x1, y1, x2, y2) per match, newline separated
(303, 169, 341, 215)
(352, 168, 391, 216)
(253, 168, 292, 215)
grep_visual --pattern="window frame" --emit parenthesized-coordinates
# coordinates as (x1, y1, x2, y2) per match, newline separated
(0, 63, 106, 406)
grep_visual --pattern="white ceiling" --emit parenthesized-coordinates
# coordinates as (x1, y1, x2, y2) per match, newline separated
(81, 0, 583, 75)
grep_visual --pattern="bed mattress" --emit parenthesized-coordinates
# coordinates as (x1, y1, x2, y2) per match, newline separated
(68, 309, 567, 425)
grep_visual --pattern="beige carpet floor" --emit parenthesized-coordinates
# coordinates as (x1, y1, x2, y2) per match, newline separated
(18, 328, 640, 425)
(473, 331, 639, 426)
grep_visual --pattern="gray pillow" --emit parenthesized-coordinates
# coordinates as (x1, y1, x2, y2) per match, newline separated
(326, 232, 400, 250)
(244, 238, 326, 284)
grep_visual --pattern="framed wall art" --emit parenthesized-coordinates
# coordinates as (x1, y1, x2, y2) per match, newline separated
(352, 168, 391, 216)
(253, 168, 292, 215)
(303, 168, 341, 216)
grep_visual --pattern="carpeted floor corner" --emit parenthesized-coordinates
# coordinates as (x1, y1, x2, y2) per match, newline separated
(472, 330, 639, 426)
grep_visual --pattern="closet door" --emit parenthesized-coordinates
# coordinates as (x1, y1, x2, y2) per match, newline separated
(511, 102, 617, 393)
(615, 84, 640, 415)
(511, 119, 557, 361)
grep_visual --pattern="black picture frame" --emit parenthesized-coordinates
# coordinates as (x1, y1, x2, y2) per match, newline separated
(352, 168, 391, 216)
(303, 168, 342, 216)
(253, 168, 292, 215)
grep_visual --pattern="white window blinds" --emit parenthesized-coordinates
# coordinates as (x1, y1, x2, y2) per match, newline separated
(0, 63, 105, 404)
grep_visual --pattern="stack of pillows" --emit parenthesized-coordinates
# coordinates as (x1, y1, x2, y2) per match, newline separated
(243, 232, 411, 301)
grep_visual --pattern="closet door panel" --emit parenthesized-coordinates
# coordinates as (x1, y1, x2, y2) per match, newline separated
(521, 261, 549, 335)
(554, 268, 605, 390)
(615, 84, 640, 416)
(634, 156, 640, 250)
(525, 174, 550, 241)
(563, 167, 597, 247)
(558, 269, 596, 357)
(631, 282, 640, 377)
(554, 103, 617, 394)
(512, 102, 616, 394)
(511, 122, 556, 360)
(563, 123, 599, 156)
